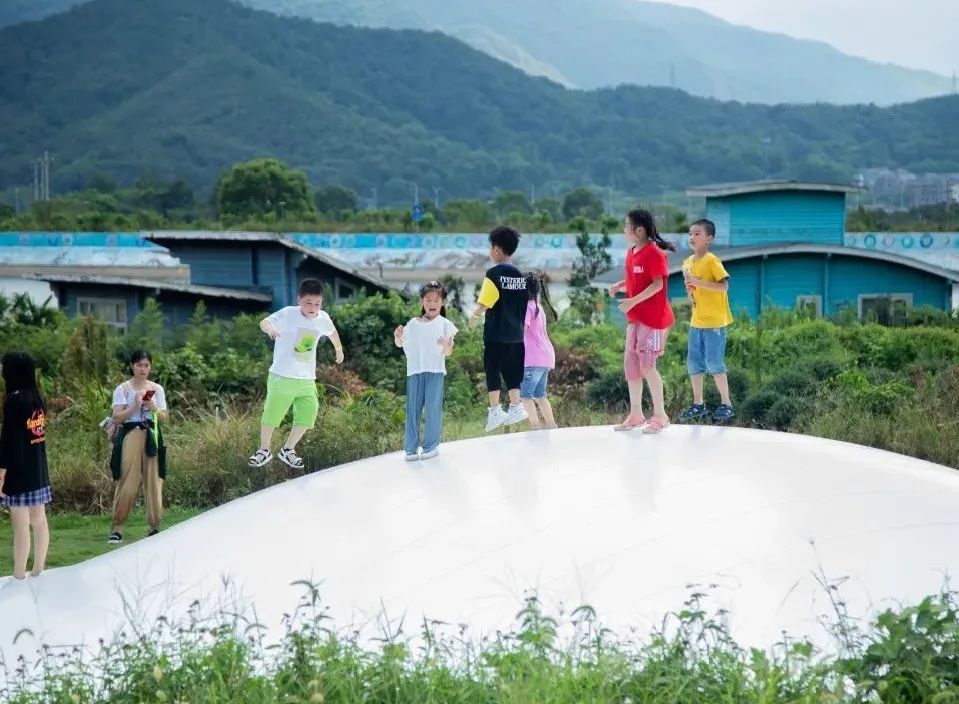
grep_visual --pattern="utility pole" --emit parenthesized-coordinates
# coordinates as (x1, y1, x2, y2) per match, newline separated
(43, 150, 50, 201)
(370, 186, 377, 211)
(432, 186, 440, 208)
(34, 159, 40, 201)
(14, 187, 20, 215)
(529, 184, 535, 206)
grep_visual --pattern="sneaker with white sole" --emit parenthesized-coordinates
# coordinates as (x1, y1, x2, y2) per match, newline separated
(505, 404, 529, 426)
(278, 447, 305, 469)
(405, 452, 420, 462)
(108, 532, 122, 544)
(485, 406, 509, 432)
(248, 448, 273, 468)
(420, 448, 439, 460)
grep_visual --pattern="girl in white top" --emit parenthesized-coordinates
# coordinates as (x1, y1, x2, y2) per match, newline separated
(393, 281, 457, 461)
(108, 349, 168, 544)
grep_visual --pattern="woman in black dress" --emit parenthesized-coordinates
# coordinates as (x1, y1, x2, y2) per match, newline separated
(0, 351, 52, 580)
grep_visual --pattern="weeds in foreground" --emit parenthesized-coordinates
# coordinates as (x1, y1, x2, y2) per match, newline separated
(3, 584, 959, 703)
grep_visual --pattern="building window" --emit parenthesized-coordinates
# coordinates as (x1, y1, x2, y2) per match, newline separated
(335, 280, 356, 302)
(796, 295, 822, 317)
(77, 297, 128, 332)
(858, 293, 912, 325)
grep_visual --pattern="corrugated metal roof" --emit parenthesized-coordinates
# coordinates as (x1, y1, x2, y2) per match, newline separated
(594, 243, 959, 283)
(0, 233, 164, 248)
(687, 180, 866, 198)
(144, 230, 396, 293)
(23, 273, 273, 302)
(0, 246, 183, 268)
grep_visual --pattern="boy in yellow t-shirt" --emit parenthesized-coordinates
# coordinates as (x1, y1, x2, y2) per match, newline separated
(678, 219, 735, 423)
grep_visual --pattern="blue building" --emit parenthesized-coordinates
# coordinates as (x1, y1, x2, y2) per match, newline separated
(599, 181, 959, 324)
(2, 232, 394, 331)
(143, 231, 393, 307)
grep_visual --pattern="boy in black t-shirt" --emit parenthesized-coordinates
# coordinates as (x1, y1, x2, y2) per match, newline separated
(469, 226, 530, 432)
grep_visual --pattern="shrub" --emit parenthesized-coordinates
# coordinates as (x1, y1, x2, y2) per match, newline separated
(739, 390, 783, 427)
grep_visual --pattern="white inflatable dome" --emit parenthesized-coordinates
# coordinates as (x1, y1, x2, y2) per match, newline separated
(2, 425, 958, 669)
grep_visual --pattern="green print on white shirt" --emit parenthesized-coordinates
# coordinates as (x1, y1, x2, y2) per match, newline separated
(266, 307, 337, 379)
(293, 328, 319, 362)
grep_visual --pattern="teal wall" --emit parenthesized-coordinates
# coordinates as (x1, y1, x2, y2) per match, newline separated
(606, 252, 953, 326)
(707, 191, 846, 247)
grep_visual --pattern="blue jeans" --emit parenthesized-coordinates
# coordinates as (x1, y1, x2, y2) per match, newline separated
(520, 367, 550, 399)
(687, 327, 728, 375)
(405, 372, 445, 454)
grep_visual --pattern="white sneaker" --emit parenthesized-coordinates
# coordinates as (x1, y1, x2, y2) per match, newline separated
(420, 448, 439, 460)
(404, 452, 420, 462)
(485, 406, 509, 432)
(505, 404, 529, 426)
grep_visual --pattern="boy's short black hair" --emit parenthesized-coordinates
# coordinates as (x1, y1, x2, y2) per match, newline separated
(691, 219, 716, 238)
(298, 278, 324, 297)
(488, 225, 520, 256)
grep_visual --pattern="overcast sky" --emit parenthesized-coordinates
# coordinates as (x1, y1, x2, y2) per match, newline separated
(664, 0, 958, 76)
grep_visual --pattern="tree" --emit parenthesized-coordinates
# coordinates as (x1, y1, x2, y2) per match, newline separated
(418, 212, 436, 231)
(85, 173, 118, 193)
(439, 275, 467, 314)
(156, 178, 195, 214)
(535, 196, 563, 223)
(216, 158, 315, 219)
(126, 298, 166, 354)
(566, 219, 613, 325)
(0, 201, 13, 220)
(491, 190, 531, 217)
(442, 199, 493, 228)
(315, 184, 358, 217)
(562, 187, 604, 220)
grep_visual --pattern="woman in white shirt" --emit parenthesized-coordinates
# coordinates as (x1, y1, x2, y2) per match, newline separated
(393, 281, 457, 461)
(108, 350, 168, 544)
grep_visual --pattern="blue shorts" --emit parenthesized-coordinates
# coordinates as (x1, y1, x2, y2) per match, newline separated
(687, 327, 728, 375)
(520, 367, 550, 399)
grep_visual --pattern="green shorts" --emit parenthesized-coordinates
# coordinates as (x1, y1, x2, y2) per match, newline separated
(261, 374, 319, 429)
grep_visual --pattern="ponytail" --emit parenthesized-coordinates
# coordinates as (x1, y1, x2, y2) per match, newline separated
(525, 270, 559, 323)
(627, 207, 676, 252)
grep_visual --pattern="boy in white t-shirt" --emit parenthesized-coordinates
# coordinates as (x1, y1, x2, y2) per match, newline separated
(393, 281, 457, 461)
(248, 279, 344, 470)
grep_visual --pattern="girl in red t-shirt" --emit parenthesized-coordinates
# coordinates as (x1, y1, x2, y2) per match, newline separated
(608, 208, 676, 434)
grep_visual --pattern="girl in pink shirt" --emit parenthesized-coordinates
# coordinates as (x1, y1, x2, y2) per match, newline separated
(521, 271, 559, 429)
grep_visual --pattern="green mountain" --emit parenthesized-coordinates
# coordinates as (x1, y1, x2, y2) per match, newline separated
(1, 0, 952, 105)
(1, 0, 957, 203)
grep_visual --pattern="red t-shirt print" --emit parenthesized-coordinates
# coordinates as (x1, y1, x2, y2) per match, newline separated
(624, 243, 675, 329)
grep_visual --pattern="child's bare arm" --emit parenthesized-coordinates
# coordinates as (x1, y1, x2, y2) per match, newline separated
(618, 277, 664, 312)
(259, 317, 280, 339)
(329, 330, 345, 363)
(468, 305, 488, 330)
(438, 335, 455, 356)
(687, 277, 728, 292)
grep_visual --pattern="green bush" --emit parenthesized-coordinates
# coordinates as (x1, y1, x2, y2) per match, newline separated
(739, 390, 782, 427)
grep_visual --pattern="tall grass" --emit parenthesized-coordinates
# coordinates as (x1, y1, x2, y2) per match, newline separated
(4, 587, 958, 703)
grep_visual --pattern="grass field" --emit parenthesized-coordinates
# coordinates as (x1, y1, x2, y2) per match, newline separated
(0, 506, 201, 572)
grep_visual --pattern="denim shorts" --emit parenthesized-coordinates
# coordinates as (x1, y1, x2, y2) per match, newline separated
(520, 367, 550, 399)
(687, 326, 728, 375)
